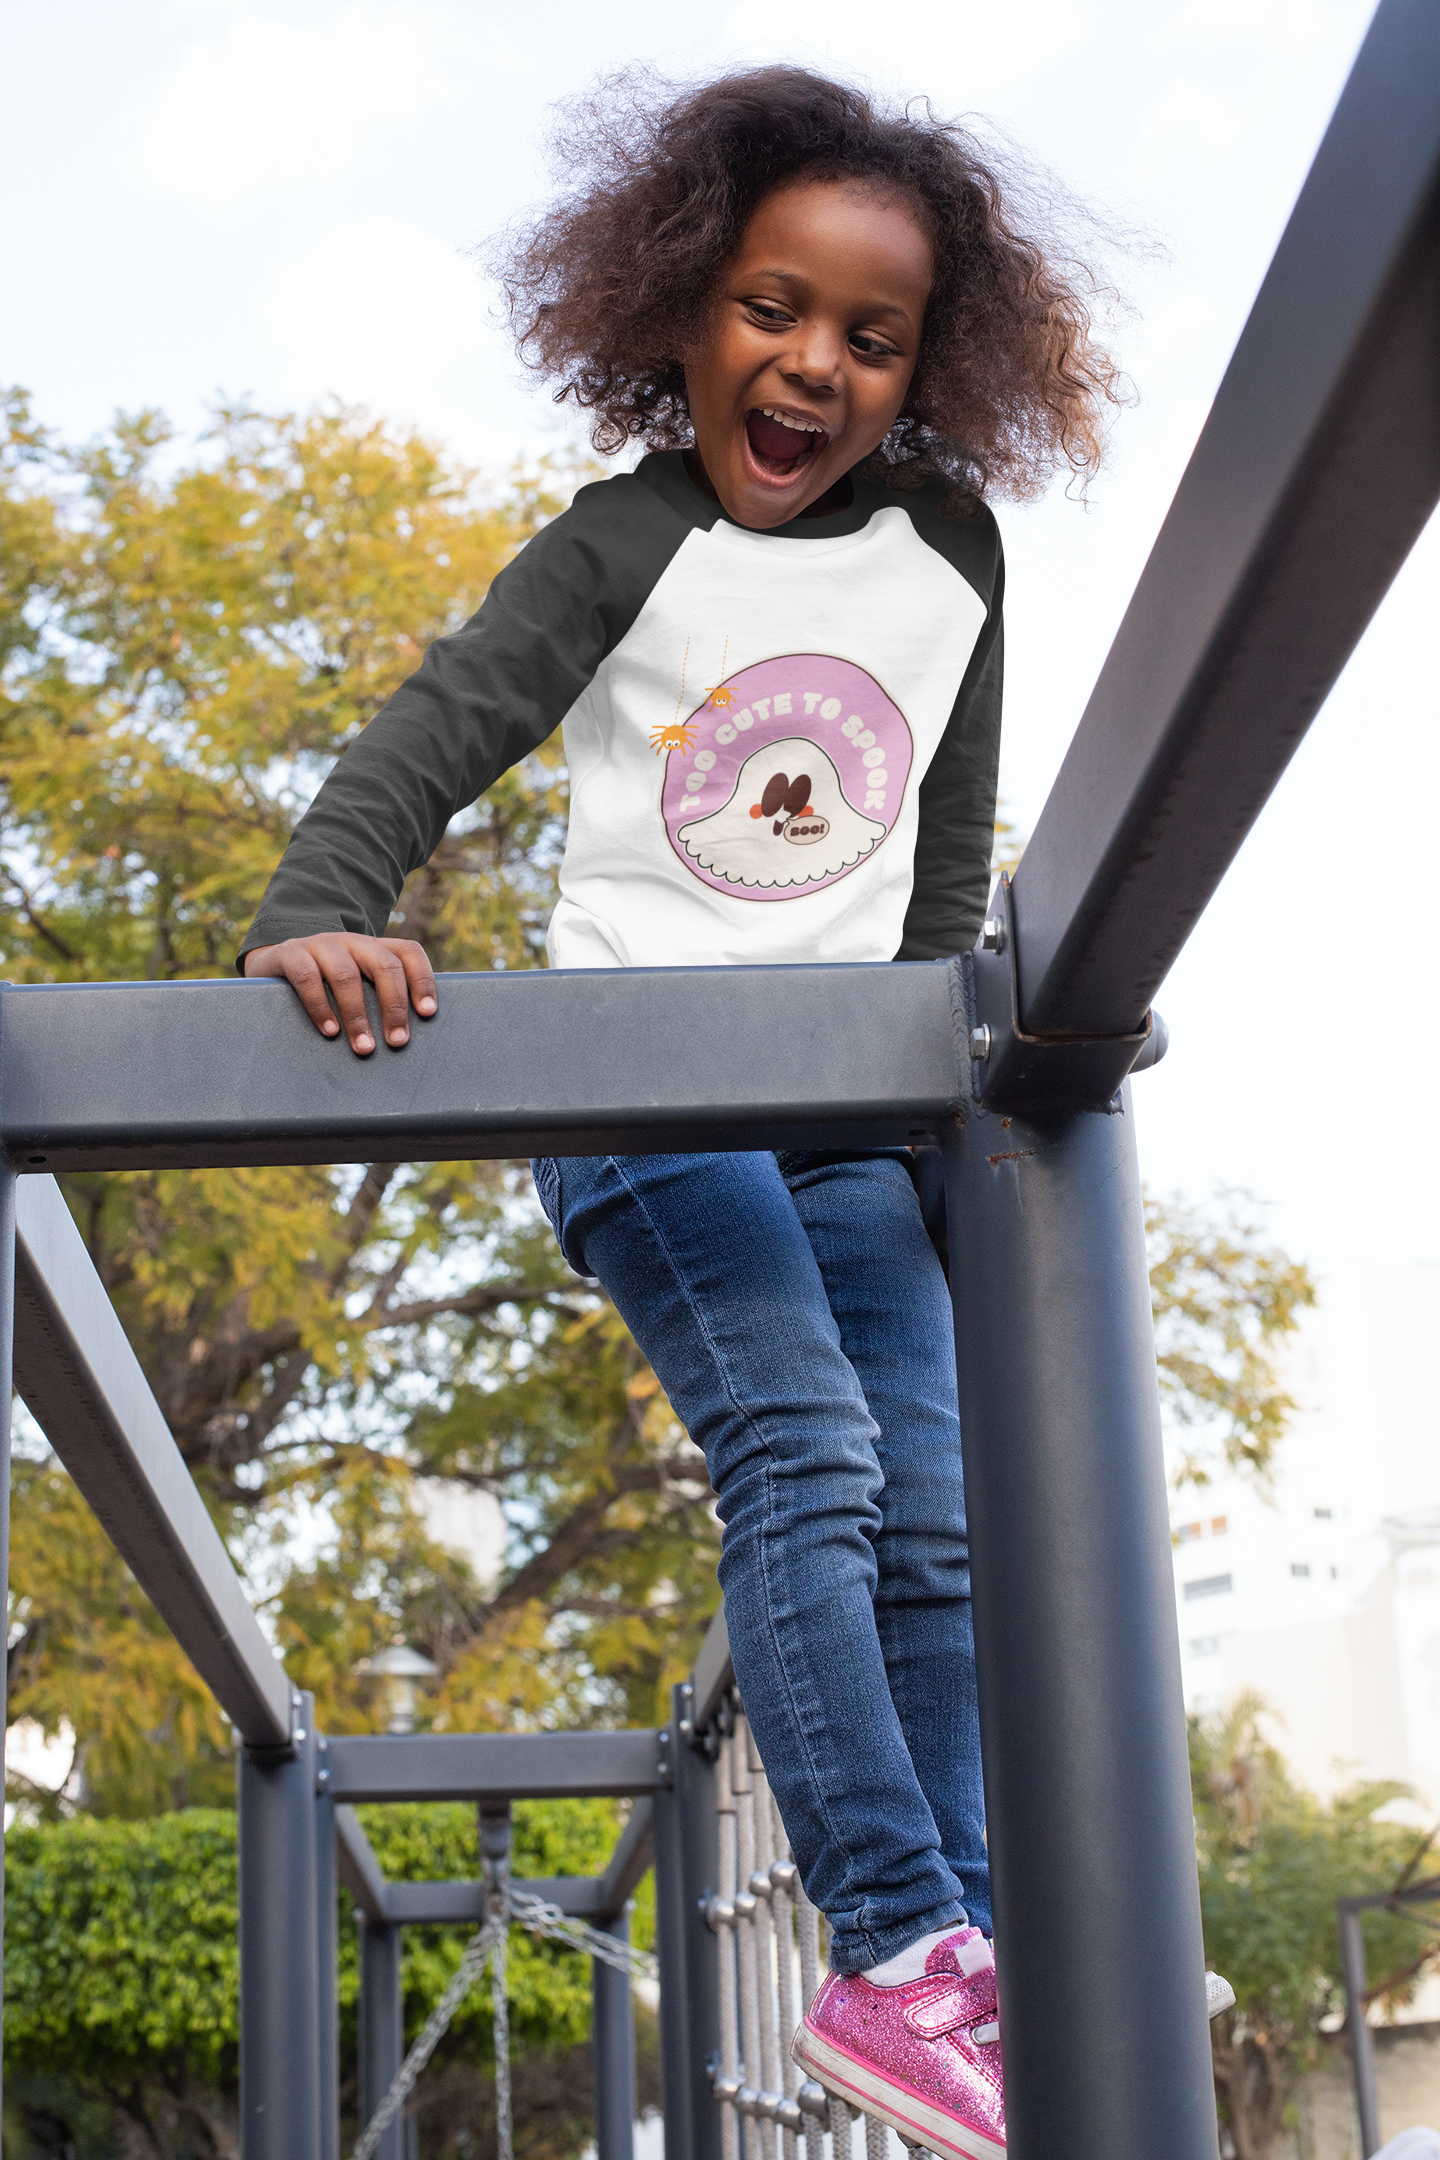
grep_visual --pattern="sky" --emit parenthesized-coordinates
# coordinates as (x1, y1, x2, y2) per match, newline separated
(5, 0, 1437, 1546)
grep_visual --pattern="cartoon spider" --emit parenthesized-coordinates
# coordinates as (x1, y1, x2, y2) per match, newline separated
(704, 683, 737, 711)
(650, 719, 697, 756)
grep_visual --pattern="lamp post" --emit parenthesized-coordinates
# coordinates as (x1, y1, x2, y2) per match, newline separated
(366, 1644, 438, 1736)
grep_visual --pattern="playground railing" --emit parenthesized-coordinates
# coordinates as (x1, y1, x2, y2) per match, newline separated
(2, 7, 1438, 2157)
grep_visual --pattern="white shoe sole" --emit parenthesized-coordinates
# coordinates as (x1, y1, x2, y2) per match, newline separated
(793, 2023, 1005, 2159)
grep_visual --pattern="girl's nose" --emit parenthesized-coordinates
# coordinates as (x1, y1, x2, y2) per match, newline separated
(781, 323, 844, 393)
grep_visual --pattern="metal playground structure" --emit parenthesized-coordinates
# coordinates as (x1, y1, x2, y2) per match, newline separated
(2, 6, 1439, 2156)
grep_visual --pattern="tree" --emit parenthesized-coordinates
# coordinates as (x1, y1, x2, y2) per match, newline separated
(1192, 1695, 1440, 2160)
(1147, 1189, 1317, 1488)
(2, 1799, 656, 2160)
(1, 390, 721, 1809)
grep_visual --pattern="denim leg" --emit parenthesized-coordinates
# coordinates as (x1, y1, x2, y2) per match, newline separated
(778, 1151, 991, 1937)
(538, 1149, 967, 1974)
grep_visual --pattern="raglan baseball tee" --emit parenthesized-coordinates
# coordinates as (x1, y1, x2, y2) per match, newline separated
(236, 450, 1004, 973)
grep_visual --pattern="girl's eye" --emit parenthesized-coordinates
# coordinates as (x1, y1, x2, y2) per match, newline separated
(746, 301, 793, 326)
(850, 332, 900, 360)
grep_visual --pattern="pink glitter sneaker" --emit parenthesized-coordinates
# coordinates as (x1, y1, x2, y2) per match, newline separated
(792, 1926, 1004, 2159)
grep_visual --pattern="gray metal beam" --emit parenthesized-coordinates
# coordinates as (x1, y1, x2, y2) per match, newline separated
(688, 1606, 734, 1739)
(599, 1798, 654, 1917)
(239, 1696, 323, 2160)
(316, 1779, 339, 2160)
(0, 1165, 16, 2131)
(324, 1729, 664, 1804)
(357, 1919, 405, 2160)
(1012, 0, 1440, 1039)
(1338, 1902, 1382, 2156)
(654, 1687, 721, 2160)
(593, 1913, 637, 2160)
(10, 1176, 292, 1748)
(333, 1799, 651, 1924)
(334, 1805, 390, 1923)
(946, 1094, 1216, 2160)
(0, 963, 960, 1174)
(381, 1874, 617, 1925)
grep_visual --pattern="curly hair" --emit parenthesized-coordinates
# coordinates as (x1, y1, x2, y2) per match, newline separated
(498, 67, 1128, 514)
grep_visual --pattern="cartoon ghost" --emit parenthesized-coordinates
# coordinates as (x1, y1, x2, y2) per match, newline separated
(677, 738, 886, 889)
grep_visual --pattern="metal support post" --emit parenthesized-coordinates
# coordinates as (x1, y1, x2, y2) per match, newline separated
(0, 1157, 16, 2128)
(358, 1918, 406, 2160)
(593, 1909, 637, 2160)
(1338, 1904, 1382, 2156)
(316, 1747, 338, 2160)
(945, 1091, 1218, 2160)
(479, 1803, 514, 2160)
(653, 1690, 722, 2160)
(239, 1689, 323, 2160)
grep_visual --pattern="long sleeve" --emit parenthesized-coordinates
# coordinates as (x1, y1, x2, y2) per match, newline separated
(895, 549, 1005, 962)
(236, 471, 689, 966)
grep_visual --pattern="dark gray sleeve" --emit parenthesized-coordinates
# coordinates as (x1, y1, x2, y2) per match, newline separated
(236, 473, 687, 966)
(894, 565, 1005, 964)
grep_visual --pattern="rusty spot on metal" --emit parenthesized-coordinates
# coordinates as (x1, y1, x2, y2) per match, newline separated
(987, 1149, 1035, 1168)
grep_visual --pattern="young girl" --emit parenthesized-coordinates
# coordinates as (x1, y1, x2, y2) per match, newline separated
(240, 68, 1120, 2158)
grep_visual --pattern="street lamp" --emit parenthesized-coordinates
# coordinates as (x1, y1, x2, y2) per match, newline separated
(365, 1643, 438, 1734)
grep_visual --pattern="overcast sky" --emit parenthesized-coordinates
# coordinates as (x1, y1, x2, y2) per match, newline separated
(6, 0, 1436, 1542)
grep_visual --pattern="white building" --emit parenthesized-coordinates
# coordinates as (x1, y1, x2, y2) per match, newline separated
(1171, 1466, 1440, 1813)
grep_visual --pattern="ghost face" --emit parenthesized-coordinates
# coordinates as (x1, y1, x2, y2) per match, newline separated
(677, 738, 886, 888)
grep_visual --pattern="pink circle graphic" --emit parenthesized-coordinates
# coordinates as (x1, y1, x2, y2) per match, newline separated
(660, 654, 912, 901)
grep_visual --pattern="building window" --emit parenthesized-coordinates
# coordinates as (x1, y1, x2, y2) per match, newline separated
(1290, 1562, 1311, 1578)
(1189, 1636, 1220, 1657)
(1210, 1516, 1228, 1537)
(1174, 1522, 1202, 1545)
(1184, 1574, 1233, 1600)
(1314, 1506, 1333, 1520)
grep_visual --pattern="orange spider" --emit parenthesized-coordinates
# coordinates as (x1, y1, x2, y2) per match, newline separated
(704, 684, 737, 711)
(650, 718, 697, 756)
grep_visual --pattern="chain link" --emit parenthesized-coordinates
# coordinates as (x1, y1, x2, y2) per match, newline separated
(351, 1916, 502, 2160)
(508, 1887, 658, 1981)
(349, 1883, 656, 2160)
(491, 1915, 512, 2160)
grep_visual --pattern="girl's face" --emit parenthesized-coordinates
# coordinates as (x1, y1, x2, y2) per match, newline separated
(683, 178, 933, 530)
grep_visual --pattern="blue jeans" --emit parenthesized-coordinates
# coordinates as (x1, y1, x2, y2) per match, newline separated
(530, 1148, 989, 1973)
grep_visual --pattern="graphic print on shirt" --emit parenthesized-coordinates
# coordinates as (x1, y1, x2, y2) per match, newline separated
(660, 654, 913, 900)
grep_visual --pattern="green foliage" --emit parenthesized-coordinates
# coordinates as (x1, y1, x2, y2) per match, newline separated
(1192, 1695, 1440, 2160)
(7, 1453, 232, 1817)
(0, 389, 719, 1826)
(1147, 1190, 1317, 1488)
(356, 1800, 649, 2056)
(2, 1800, 651, 2155)
(5, 1812, 239, 2088)
(0, 387, 1324, 2155)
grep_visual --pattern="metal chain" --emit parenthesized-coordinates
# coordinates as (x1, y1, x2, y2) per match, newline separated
(507, 1887, 657, 1981)
(491, 1918, 512, 2160)
(351, 1916, 502, 2160)
(349, 1887, 656, 2160)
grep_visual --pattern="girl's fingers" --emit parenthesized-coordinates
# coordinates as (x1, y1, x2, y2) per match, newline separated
(311, 943, 376, 1054)
(395, 941, 439, 1019)
(277, 945, 344, 1040)
(254, 934, 438, 1053)
(365, 944, 415, 1048)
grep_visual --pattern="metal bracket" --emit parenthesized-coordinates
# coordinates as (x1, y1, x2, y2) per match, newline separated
(964, 877, 1167, 1113)
(655, 1723, 675, 1789)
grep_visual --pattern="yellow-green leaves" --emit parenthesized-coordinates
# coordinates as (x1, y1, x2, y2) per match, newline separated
(1147, 1190, 1318, 1489)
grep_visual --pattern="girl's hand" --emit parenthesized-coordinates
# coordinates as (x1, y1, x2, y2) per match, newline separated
(243, 934, 438, 1055)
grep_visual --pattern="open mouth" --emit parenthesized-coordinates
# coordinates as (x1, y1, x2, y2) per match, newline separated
(744, 406, 828, 481)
